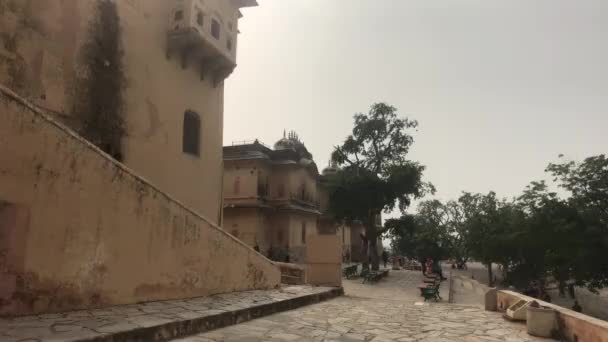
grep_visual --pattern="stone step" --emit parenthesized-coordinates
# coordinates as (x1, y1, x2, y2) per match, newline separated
(281, 274, 305, 285)
(0, 286, 343, 342)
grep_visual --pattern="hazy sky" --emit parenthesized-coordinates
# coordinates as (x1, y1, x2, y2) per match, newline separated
(224, 0, 608, 213)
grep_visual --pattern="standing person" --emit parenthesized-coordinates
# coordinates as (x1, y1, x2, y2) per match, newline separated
(381, 250, 389, 269)
(425, 257, 433, 276)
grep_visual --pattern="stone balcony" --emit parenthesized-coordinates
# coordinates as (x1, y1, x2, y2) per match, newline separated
(166, 28, 235, 86)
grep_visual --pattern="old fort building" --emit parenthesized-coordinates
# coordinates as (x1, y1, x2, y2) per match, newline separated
(0, 0, 289, 317)
(0, 0, 257, 224)
(222, 132, 322, 264)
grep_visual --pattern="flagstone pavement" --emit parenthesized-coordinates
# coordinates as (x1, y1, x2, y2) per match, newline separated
(176, 269, 553, 342)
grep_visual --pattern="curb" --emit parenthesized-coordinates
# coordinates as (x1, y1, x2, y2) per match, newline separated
(83, 287, 344, 342)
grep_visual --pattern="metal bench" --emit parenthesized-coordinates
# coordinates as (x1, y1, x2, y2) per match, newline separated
(421, 283, 442, 302)
(342, 264, 359, 279)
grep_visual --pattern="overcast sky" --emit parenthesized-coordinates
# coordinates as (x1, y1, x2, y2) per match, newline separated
(224, 0, 608, 214)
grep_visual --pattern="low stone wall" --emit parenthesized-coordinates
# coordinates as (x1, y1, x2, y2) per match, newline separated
(452, 275, 490, 296)
(306, 234, 342, 287)
(574, 287, 608, 322)
(450, 274, 492, 307)
(496, 290, 608, 342)
(0, 85, 281, 316)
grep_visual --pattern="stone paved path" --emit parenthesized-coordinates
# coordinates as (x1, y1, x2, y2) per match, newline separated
(0, 286, 337, 342)
(178, 270, 553, 342)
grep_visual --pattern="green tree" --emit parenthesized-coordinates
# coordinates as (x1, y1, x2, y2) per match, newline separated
(328, 103, 432, 270)
(460, 192, 515, 287)
(386, 202, 451, 265)
(545, 155, 608, 291)
(547, 155, 608, 225)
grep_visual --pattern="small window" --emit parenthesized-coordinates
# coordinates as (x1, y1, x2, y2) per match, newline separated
(182, 110, 200, 156)
(196, 12, 203, 26)
(174, 10, 183, 21)
(227, 38, 233, 51)
(228, 21, 233, 31)
(301, 222, 307, 244)
(211, 19, 221, 40)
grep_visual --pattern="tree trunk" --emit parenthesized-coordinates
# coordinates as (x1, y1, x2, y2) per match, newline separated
(360, 228, 369, 272)
(368, 213, 380, 271)
(487, 262, 494, 287)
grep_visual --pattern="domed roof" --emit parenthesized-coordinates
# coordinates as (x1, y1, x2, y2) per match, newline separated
(274, 130, 311, 157)
(322, 160, 339, 176)
(274, 131, 295, 150)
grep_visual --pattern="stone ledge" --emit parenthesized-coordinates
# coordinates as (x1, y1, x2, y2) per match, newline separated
(497, 290, 608, 342)
(0, 286, 344, 342)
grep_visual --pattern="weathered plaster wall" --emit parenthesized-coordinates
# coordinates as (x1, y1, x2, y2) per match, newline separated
(286, 166, 317, 199)
(286, 212, 317, 263)
(223, 207, 259, 246)
(269, 166, 289, 199)
(0, 0, 247, 225)
(223, 160, 260, 200)
(306, 234, 342, 287)
(0, 87, 280, 316)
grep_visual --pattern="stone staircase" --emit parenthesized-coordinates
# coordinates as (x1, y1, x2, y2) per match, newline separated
(0, 286, 343, 342)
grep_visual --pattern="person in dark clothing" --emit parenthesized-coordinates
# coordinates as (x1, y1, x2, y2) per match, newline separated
(568, 283, 576, 299)
(432, 260, 446, 281)
(572, 300, 582, 313)
(381, 250, 389, 268)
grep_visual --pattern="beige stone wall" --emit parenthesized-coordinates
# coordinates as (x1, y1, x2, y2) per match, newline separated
(268, 166, 290, 199)
(317, 183, 330, 213)
(268, 213, 290, 250)
(306, 234, 342, 287)
(286, 167, 317, 200)
(286, 212, 318, 263)
(223, 207, 259, 246)
(223, 160, 261, 200)
(0, 0, 250, 225)
(0, 88, 280, 316)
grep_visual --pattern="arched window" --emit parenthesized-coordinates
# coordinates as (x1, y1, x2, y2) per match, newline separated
(174, 10, 183, 21)
(211, 18, 221, 40)
(196, 11, 204, 26)
(183, 110, 200, 156)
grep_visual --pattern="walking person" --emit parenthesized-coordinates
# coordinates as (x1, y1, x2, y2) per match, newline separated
(381, 250, 389, 269)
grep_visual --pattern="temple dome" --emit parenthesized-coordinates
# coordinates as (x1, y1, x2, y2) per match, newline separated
(322, 160, 339, 176)
(274, 131, 312, 159)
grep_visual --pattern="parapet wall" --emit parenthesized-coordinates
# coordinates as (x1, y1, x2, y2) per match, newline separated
(496, 290, 608, 342)
(0, 85, 281, 316)
(449, 274, 491, 307)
